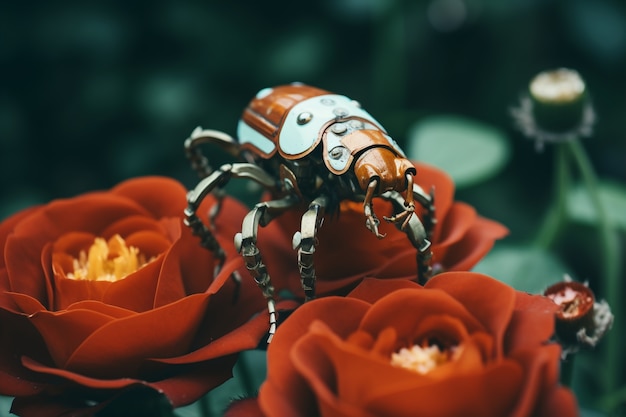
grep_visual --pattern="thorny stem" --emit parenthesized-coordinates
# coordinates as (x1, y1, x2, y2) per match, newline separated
(567, 140, 622, 406)
(534, 146, 570, 249)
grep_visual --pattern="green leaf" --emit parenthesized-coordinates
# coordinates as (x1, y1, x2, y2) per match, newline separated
(567, 180, 626, 231)
(406, 115, 511, 188)
(472, 245, 571, 294)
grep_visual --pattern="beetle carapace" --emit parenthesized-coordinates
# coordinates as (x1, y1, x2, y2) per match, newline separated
(237, 84, 416, 209)
(184, 82, 436, 342)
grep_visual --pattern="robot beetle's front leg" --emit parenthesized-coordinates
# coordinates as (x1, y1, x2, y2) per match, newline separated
(383, 173, 437, 239)
(292, 195, 329, 302)
(234, 195, 300, 343)
(412, 183, 437, 240)
(382, 190, 433, 285)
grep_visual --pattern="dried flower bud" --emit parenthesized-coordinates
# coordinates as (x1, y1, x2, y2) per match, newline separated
(510, 68, 595, 151)
(544, 276, 614, 357)
(529, 68, 587, 133)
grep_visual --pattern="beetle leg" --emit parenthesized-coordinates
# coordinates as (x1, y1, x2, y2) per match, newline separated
(364, 179, 386, 239)
(185, 163, 281, 305)
(185, 166, 233, 274)
(185, 127, 241, 178)
(411, 183, 437, 240)
(381, 190, 433, 285)
(185, 128, 244, 231)
(234, 195, 300, 343)
(292, 195, 329, 302)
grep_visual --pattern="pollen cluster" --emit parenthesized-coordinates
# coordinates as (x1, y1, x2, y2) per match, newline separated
(390, 343, 454, 375)
(67, 234, 148, 282)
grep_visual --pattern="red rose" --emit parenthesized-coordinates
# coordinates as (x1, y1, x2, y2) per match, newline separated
(259, 162, 508, 297)
(258, 272, 578, 417)
(0, 177, 268, 416)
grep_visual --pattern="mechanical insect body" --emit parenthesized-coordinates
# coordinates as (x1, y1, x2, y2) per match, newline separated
(184, 83, 436, 341)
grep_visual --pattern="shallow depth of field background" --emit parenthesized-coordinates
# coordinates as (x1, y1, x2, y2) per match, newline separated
(1, 0, 625, 413)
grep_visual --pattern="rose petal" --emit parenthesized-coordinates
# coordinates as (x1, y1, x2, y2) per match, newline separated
(433, 203, 477, 252)
(4, 195, 147, 303)
(52, 275, 113, 312)
(358, 288, 485, 343)
(0, 310, 51, 397)
(441, 217, 508, 271)
(151, 311, 268, 364)
(20, 355, 237, 409)
(111, 176, 188, 219)
(0, 205, 40, 269)
(365, 360, 522, 417)
(100, 215, 168, 241)
(21, 356, 138, 389)
(101, 256, 164, 311)
(293, 321, 522, 417)
(534, 386, 579, 417)
(505, 291, 558, 354)
(426, 272, 516, 358)
(124, 230, 172, 259)
(413, 163, 455, 227)
(261, 298, 371, 417)
(347, 278, 422, 304)
(28, 308, 116, 368)
(63, 293, 210, 378)
(4, 292, 47, 315)
(506, 344, 569, 417)
(65, 300, 135, 319)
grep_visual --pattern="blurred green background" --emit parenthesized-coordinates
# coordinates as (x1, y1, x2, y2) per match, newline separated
(1, 0, 625, 217)
(1, 0, 625, 414)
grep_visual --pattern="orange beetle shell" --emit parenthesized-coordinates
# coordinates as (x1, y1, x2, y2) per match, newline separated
(236, 83, 414, 193)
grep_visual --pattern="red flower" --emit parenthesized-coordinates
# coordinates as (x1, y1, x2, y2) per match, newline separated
(258, 272, 579, 417)
(0, 177, 268, 416)
(259, 162, 508, 298)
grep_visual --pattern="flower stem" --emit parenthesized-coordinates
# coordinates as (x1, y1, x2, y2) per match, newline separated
(534, 145, 570, 249)
(236, 351, 257, 397)
(567, 139, 622, 404)
(198, 393, 213, 417)
(560, 355, 576, 387)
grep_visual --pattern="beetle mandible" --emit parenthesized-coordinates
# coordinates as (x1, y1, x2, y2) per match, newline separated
(184, 83, 436, 341)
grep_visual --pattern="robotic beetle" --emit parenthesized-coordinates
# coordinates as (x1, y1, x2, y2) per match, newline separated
(184, 83, 436, 341)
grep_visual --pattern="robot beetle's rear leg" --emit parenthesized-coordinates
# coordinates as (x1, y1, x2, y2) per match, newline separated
(185, 163, 279, 303)
(234, 195, 300, 343)
(185, 128, 242, 225)
(292, 195, 329, 302)
(381, 190, 433, 285)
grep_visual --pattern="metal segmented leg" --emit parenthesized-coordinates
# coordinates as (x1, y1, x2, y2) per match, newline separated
(234, 195, 300, 343)
(185, 162, 281, 304)
(412, 183, 436, 240)
(292, 196, 329, 302)
(185, 167, 233, 273)
(382, 190, 433, 285)
(185, 127, 241, 178)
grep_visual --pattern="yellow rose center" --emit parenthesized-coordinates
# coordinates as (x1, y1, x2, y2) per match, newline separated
(67, 234, 148, 282)
(390, 343, 457, 375)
